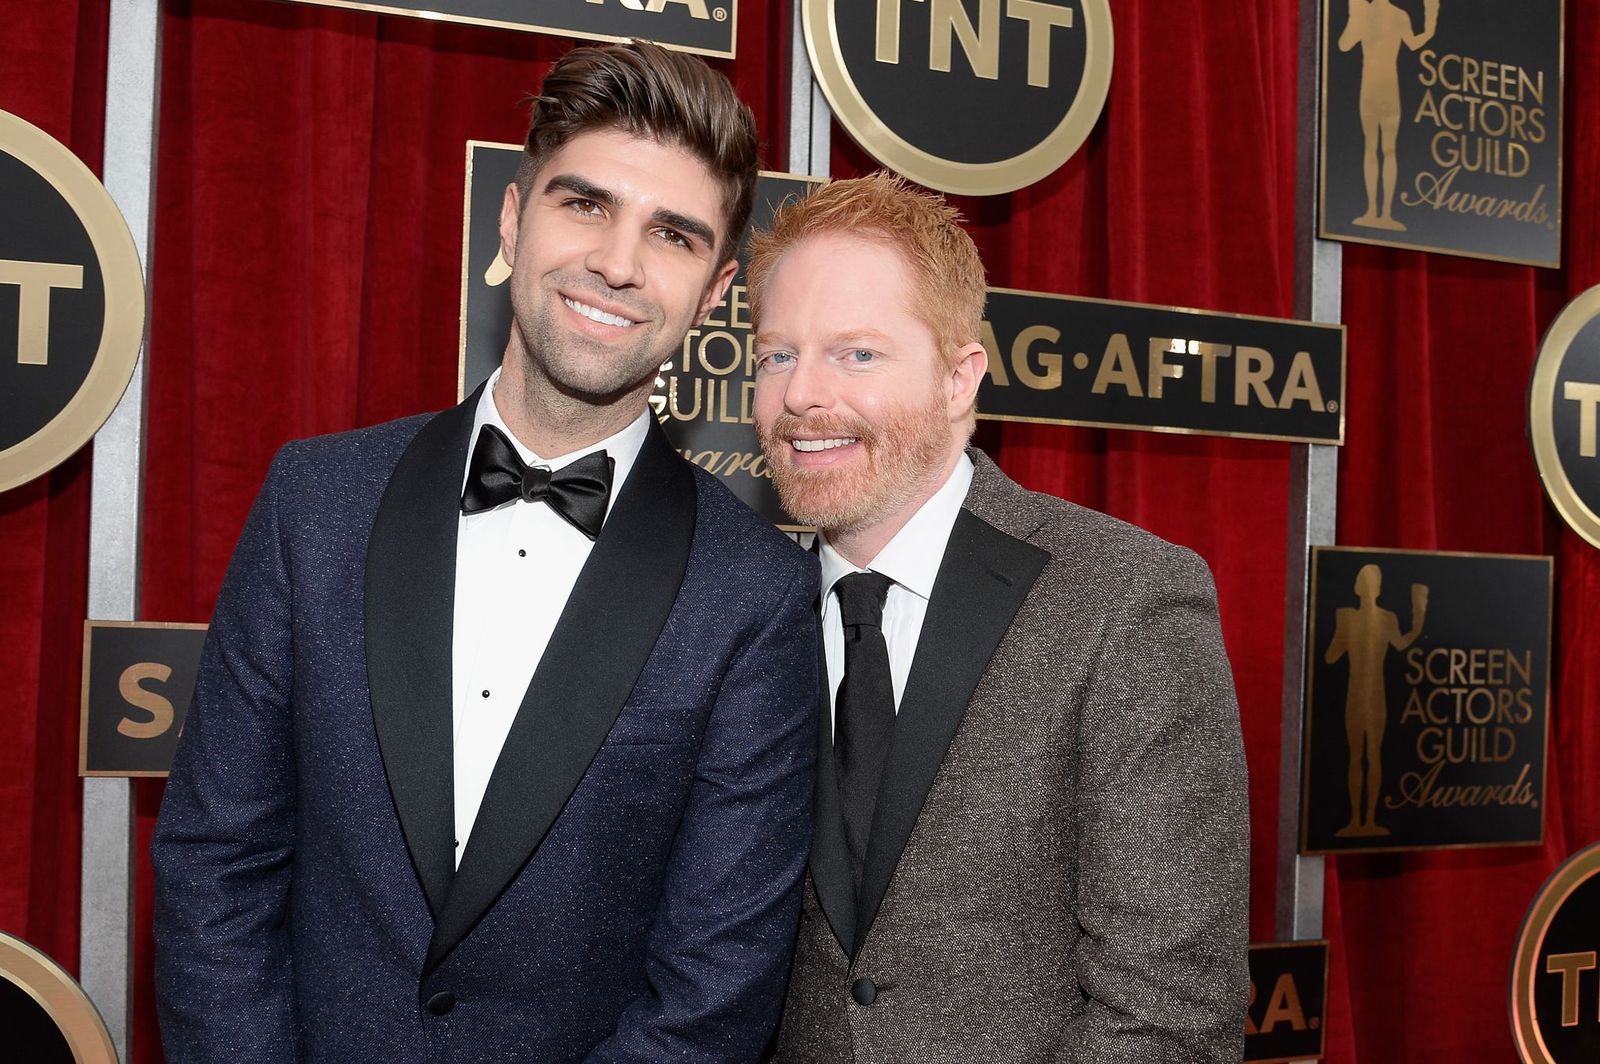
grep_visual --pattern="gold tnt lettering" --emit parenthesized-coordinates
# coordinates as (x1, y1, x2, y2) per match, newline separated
(0, 259, 84, 366)
(1546, 951, 1598, 1028)
(875, 0, 1074, 88)
(1564, 381, 1600, 458)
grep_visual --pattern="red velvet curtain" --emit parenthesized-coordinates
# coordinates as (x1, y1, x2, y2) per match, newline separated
(0, 0, 109, 1001)
(3, 0, 1598, 1060)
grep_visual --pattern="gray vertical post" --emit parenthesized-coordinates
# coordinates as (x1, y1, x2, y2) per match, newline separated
(788, 3, 831, 179)
(1277, 0, 1340, 961)
(83, 0, 162, 1059)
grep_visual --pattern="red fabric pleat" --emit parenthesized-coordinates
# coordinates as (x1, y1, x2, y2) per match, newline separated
(0, 0, 110, 991)
(3, 0, 1598, 1061)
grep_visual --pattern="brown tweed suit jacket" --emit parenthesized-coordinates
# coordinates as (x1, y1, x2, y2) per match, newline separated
(772, 450, 1250, 1063)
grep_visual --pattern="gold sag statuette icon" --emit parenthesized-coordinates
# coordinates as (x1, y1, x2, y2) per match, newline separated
(1338, 0, 1440, 231)
(1324, 564, 1428, 837)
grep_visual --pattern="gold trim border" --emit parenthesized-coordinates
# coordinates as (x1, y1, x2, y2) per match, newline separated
(0, 932, 117, 1062)
(1245, 939, 1331, 1064)
(1315, 0, 1565, 269)
(0, 109, 146, 495)
(1528, 283, 1600, 550)
(801, 0, 1114, 196)
(278, 0, 738, 60)
(1509, 840, 1600, 1064)
(79, 619, 209, 779)
(1298, 545, 1554, 857)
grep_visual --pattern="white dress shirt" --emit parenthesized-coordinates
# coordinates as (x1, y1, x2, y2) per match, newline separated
(451, 368, 650, 866)
(819, 453, 974, 726)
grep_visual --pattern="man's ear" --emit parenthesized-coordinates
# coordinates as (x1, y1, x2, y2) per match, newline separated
(949, 341, 988, 421)
(498, 183, 523, 265)
(696, 257, 740, 325)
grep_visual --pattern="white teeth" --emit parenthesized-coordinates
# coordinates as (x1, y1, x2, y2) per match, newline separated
(564, 296, 636, 328)
(792, 437, 859, 452)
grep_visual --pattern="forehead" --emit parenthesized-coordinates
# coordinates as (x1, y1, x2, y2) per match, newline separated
(764, 233, 925, 328)
(533, 128, 725, 224)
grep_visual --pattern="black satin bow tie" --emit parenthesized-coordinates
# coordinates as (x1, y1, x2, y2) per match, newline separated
(460, 424, 614, 540)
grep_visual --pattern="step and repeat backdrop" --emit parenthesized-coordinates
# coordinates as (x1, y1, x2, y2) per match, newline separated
(5, 0, 1598, 1060)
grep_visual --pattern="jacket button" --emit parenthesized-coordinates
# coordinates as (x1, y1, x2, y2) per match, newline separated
(426, 990, 456, 1015)
(851, 977, 877, 1006)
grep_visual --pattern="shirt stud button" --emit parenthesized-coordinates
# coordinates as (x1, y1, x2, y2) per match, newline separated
(481, 690, 490, 698)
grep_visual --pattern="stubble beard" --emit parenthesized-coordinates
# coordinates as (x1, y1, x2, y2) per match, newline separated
(510, 269, 673, 405)
(759, 385, 954, 537)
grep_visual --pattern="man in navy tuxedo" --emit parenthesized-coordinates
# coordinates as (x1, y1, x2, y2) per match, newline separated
(152, 41, 818, 1064)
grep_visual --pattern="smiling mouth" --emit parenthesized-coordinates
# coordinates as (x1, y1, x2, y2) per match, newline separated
(563, 295, 638, 328)
(791, 437, 860, 452)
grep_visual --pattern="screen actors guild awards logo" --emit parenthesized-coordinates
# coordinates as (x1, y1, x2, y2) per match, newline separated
(1301, 547, 1550, 854)
(1324, 564, 1427, 837)
(1318, 0, 1562, 267)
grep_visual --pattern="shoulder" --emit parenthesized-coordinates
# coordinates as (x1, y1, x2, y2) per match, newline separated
(685, 466, 818, 597)
(966, 452, 1213, 601)
(255, 412, 439, 531)
(269, 413, 435, 482)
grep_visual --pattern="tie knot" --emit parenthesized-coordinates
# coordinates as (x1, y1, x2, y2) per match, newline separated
(518, 464, 552, 503)
(834, 571, 893, 630)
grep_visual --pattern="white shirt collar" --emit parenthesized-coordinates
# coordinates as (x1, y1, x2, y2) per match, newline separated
(462, 366, 652, 513)
(818, 452, 975, 604)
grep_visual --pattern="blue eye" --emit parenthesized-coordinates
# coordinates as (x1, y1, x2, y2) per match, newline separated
(757, 350, 795, 370)
(848, 349, 876, 363)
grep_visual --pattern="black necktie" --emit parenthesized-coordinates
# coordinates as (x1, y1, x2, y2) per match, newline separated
(832, 571, 897, 884)
(460, 424, 614, 540)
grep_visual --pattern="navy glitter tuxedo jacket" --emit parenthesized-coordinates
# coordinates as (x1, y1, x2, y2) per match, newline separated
(151, 391, 819, 1064)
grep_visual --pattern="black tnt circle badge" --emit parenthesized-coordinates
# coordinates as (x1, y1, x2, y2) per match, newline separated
(1511, 841, 1600, 1062)
(802, 0, 1113, 195)
(1529, 285, 1600, 551)
(0, 109, 144, 494)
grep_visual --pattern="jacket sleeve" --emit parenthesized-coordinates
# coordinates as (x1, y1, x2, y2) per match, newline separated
(151, 447, 302, 1064)
(1066, 547, 1251, 1063)
(582, 556, 820, 1064)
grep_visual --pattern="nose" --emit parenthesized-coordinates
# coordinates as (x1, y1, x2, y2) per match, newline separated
(780, 351, 834, 416)
(585, 224, 645, 290)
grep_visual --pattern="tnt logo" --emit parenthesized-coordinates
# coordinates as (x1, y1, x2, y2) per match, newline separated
(874, 0, 1076, 87)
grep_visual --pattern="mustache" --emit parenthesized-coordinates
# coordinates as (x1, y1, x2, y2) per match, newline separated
(762, 411, 877, 443)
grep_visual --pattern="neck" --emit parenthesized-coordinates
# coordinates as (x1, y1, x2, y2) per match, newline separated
(825, 445, 965, 568)
(494, 352, 650, 459)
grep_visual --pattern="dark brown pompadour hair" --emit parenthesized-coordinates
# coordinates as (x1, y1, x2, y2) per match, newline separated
(514, 39, 759, 268)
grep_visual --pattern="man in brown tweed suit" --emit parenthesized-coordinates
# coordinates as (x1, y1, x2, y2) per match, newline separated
(748, 172, 1250, 1063)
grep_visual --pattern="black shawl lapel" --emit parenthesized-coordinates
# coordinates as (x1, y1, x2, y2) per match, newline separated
(851, 508, 1047, 957)
(808, 621, 857, 956)
(425, 417, 696, 972)
(366, 388, 483, 921)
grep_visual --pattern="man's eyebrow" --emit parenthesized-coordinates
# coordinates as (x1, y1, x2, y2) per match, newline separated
(652, 208, 716, 251)
(542, 173, 615, 206)
(542, 173, 716, 251)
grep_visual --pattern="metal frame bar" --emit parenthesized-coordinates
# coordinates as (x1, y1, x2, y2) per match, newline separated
(83, 0, 162, 1058)
(787, 2, 831, 179)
